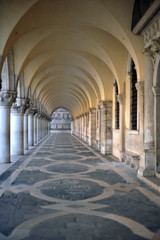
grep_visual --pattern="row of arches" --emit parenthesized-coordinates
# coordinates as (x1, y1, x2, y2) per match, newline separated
(0, 0, 159, 184)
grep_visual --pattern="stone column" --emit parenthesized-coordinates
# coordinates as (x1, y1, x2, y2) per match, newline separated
(37, 113, 41, 142)
(23, 99, 30, 151)
(45, 118, 48, 136)
(81, 114, 84, 139)
(34, 113, 38, 145)
(86, 112, 89, 142)
(83, 113, 87, 141)
(71, 118, 74, 134)
(117, 94, 125, 161)
(48, 120, 50, 135)
(96, 104, 101, 149)
(152, 40, 160, 173)
(152, 87, 160, 172)
(100, 101, 112, 155)
(136, 81, 144, 158)
(24, 113, 28, 150)
(0, 91, 16, 163)
(138, 49, 155, 177)
(136, 82, 144, 134)
(88, 108, 96, 146)
(41, 117, 44, 139)
(11, 101, 25, 155)
(28, 112, 34, 147)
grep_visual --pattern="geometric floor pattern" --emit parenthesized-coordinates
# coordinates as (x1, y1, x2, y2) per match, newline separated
(0, 133, 160, 240)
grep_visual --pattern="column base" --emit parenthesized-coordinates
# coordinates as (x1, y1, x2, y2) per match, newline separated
(101, 140, 112, 155)
(101, 145, 112, 155)
(0, 157, 10, 163)
(137, 167, 155, 178)
(11, 151, 24, 156)
(138, 148, 155, 177)
(119, 151, 125, 162)
(88, 138, 95, 147)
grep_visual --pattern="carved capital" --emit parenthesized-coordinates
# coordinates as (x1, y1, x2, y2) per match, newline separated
(88, 108, 96, 114)
(11, 98, 31, 114)
(117, 94, 125, 104)
(144, 40, 160, 65)
(99, 100, 112, 109)
(99, 101, 107, 109)
(152, 86, 160, 96)
(0, 91, 17, 107)
(143, 47, 153, 57)
(151, 39, 160, 55)
(143, 13, 160, 47)
(136, 81, 144, 94)
(126, 71, 132, 78)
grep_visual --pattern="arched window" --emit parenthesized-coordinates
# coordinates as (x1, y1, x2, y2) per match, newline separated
(115, 80, 119, 129)
(130, 59, 137, 130)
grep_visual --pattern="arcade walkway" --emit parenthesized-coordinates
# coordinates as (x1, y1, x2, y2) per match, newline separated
(0, 133, 160, 240)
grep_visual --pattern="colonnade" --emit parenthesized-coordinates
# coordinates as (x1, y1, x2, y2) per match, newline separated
(72, 36, 160, 180)
(0, 95, 51, 163)
(72, 101, 112, 156)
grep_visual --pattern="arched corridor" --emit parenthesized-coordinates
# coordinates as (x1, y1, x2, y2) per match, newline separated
(0, 132, 160, 240)
(0, 0, 160, 239)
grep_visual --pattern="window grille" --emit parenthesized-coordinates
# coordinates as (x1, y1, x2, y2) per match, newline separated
(131, 59, 137, 130)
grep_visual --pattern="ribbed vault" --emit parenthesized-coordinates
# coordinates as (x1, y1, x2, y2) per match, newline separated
(0, 0, 144, 118)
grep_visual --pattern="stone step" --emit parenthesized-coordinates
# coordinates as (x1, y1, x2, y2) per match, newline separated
(121, 151, 140, 171)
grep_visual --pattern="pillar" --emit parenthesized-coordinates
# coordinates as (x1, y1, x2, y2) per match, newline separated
(48, 120, 50, 135)
(28, 112, 34, 147)
(117, 94, 125, 161)
(0, 91, 16, 163)
(83, 113, 87, 141)
(100, 101, 112, 155)
(88, 108, 96, 146)
(24, 113, 28, 150)
(71, 118, 74, 134)
(37, 114, 41, 142)
(34, 113, 38, 145)
(153, 86, 160, 173)
(11, 105, 24, 155)
(96, 105, 101, 149)
(138, 48, 155, 177)
(23, 99, 30, 151)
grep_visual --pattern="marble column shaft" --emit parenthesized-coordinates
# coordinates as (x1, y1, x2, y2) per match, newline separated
(100, 101, 112, 155)
(138, 49, 155, 177)
(11, 106, 24, 155)
(0, 91, 16, 163)
(117, 94, 125, 160)
(88, 108, 96, 146)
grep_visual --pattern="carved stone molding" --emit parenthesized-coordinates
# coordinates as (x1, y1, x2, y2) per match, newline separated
(0, 91, 17, 107)
(88, 108, 96, 114)
(11, 98, 31, 114)
(152, 86, 160, 96)
(136, 81, 144, 95)
(117, 94, 125, 104)
(143, 13, 160, 48)
(99, 100, 112, 109)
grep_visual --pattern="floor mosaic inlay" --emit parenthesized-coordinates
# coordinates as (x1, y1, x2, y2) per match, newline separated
(0, 133, 160, 240)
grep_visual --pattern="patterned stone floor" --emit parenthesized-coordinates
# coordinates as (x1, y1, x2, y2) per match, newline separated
(0, 133, 160, 240)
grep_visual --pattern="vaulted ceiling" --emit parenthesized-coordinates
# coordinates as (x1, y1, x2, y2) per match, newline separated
(0, 0, 144, 117)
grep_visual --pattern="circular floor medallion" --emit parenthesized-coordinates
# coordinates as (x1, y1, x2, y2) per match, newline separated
(39, 178, 104, 200)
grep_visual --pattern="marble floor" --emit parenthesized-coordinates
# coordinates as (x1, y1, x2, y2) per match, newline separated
(0, 133, 160, 240)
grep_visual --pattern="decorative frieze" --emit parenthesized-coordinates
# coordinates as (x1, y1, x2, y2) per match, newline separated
(143, 13, 160, 48)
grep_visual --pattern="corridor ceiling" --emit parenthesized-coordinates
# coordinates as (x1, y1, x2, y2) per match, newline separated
(0, 0, 144, 117)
